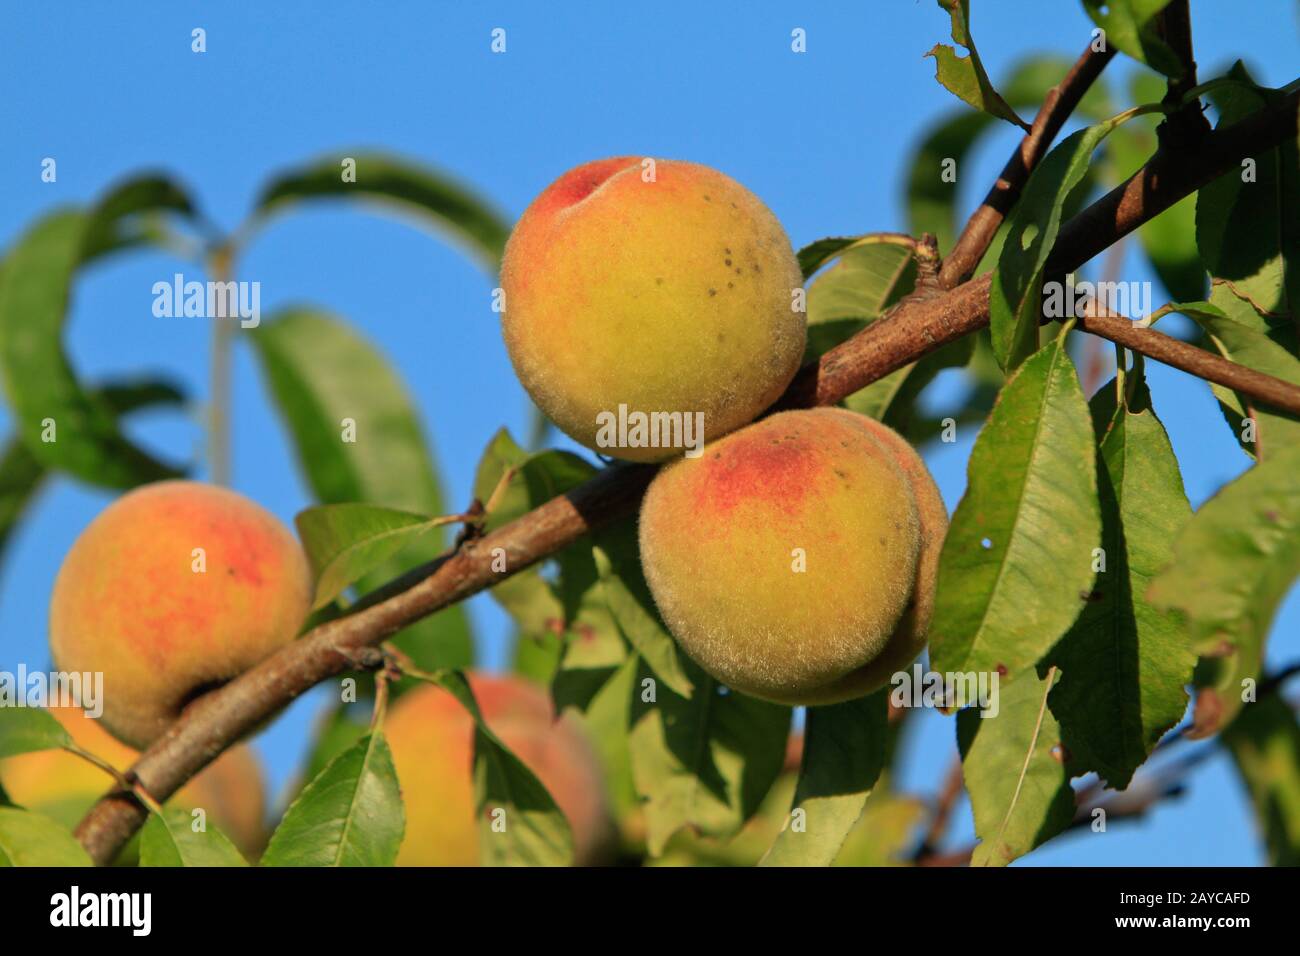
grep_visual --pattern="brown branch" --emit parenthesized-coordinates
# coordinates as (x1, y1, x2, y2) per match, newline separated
(1077, 309, 1300, 417)
(73, 81, 1300, 867)
(1153, 0, 1211, 149)
(939, 42, 1117, 288)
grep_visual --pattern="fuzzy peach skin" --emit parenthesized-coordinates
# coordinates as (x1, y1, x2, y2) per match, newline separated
(500, 157, 805, 462)
(0, 706, 266, 858)
(49, 481, 312, 749)
(387, 673, 614, 866)
(638, 408, 922, 705)
(816, 410, 949, 699)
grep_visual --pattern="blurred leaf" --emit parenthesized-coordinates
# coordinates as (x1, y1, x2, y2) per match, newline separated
(991, 116, 1137, 370)
(550, 541, 630, 714)
(926, 0, 1028, 130)
(570, 654, 640, 820)
(0, 708, 71, 758)
(630, 658, 790, 855)
(1196, 64, 1300, 319)
(930, 334, 1100, 677)
(591, 520, 694, 698)
(1081, 0, 1182, 78)
(1222, 694, 1300, 866)
(1168, 299, 1300, 460)
(252, 307, 472, 669)
(907, 55, 1112, 256)
(417, 670, 573, 866)
(252, 152, 509, 269)
(833, 794, 928, 866)
(1106, 72, 1206, 301)
(760, 691, 888, 866)
(262, 731, 404, 867)
(959, 668, 1074, 866)
(296, 503, 458, 610)
(1147, 442, 1300, 732)
(80, 174, 200, 263)
(0, 807, 93, 866)
(139, 808, 248, 867)
(0, 376, 185, 586)
(1044, 375, 1194, 789)
(0, 204, 188, 487)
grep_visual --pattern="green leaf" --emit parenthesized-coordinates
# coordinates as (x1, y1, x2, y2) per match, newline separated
(139, 807, 248, 867)
(0, 708, 71, 758)
(569, 654, 640, 819)
(296, 503, 452, 610)
(1167, 299, 1300, 460)
(0, 208, 186, 488)
(926, 0, 1028, 130)
(1147, 442, 1300, 732)
(930, 334, 1101, 677)
(833, 794, 927, 866)
(262, 731, 404, 866)
(990, 115, 1139, 370)
(1082, 0, 1182, 78)
(629, 658, 790, 855)
(252, 152, 509, 269)
(1222, 694, 1300, 866)
(1044, 376, 1194, 788)
(759, 691, 888, 866)
(0, 807, 93, 866)
(959, 668, 1074, 866)
(471, 428, 597, 534)
(418, 670, 574, 866)
(251, 307, 472, 669)
(1196, 63, 1300, 320)
(591, 520, 694, 698)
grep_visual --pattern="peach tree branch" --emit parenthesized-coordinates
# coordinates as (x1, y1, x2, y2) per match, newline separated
(73, 82, 1300, 867)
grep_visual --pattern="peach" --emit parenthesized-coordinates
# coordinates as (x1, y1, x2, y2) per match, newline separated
(500, 157, 805, 462)
(0, 706, 266, 858)
(385, 673, 613, 866)
(638, 408, 924, 705)
(50, 481, 311, 748)
(815, 410, 949, 699)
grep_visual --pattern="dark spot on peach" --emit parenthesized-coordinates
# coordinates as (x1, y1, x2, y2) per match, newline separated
(708, 288, 717, 297)
(725, 258, 732, 266)
(727, 282, 734, 289)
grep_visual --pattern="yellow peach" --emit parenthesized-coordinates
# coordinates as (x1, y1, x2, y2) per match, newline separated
(501, 157, 805, 462)
(50, 481, 311, 748)
(638, 407, 922, 705)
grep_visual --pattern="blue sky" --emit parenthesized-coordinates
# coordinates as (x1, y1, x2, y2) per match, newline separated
(1, 1, 1296, 865)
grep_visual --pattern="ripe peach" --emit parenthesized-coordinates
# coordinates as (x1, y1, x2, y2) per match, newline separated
(0, 706, 266, 857)
(501, 157, 805, 462)
(385, 673, 613, 866)
(638, 407, 923, 705)
(50, 481, 311, 748)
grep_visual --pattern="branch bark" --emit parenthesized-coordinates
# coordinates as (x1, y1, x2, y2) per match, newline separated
(938, 42, 1117, 288)
(73, 81, 1300, 867)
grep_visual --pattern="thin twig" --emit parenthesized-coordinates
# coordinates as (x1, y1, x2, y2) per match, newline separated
(939, 42, 1117, 288)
